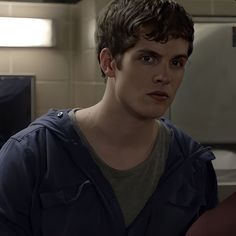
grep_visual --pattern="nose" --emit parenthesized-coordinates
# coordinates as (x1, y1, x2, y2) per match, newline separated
(152, 63, 171, 84)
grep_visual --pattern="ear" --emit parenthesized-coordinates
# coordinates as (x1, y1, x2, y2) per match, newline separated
(99, 48, 116, 78)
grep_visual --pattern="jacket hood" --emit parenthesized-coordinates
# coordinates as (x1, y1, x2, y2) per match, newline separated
(30, 109, 78, 144)
(160, 117, 215, 163)
(30, 109, 215, 162)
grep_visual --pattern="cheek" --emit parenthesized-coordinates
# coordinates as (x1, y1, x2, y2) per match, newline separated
(119, 70, 140, 88)
(170, 76, 184, 95)
(174, 71, 184, 86)
(176, 78, 184, 88)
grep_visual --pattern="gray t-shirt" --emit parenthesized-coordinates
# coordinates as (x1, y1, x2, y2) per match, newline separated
(69, 109, 171, 226)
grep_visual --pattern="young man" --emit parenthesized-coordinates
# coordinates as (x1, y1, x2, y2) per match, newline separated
(0, 0, 218, 235)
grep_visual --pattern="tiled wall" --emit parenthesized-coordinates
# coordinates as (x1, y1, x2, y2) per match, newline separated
(178, 0, 236, 16)
(0, 1, 74, 117)
(1, 0, 236, 117)
(71, 0, 108, 109)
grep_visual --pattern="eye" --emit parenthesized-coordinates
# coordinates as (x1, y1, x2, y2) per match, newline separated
(171, 57, 187, 68)
(140, 55, 158, 65)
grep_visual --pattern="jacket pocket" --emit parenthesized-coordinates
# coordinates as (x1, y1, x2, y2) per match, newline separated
(40, 180, 90, 208)
(167, 183, 204, 208)
(40, 180, 90, 209)
(39, 180, 93, 236)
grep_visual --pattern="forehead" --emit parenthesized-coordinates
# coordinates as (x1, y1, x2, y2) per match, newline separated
(128, 36, 189, 57)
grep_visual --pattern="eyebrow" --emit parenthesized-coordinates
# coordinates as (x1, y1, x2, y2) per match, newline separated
(136, 49, 161, 58)
(172, 54, 188, 60)
(136, 49, 188, 60)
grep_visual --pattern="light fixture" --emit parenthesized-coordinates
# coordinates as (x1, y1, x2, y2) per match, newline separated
(0, 17, 55, 47)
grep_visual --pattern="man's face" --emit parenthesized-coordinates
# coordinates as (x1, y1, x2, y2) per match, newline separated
(111, 36, 189, 120)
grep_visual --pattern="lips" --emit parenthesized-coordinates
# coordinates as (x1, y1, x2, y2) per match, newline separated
(147, 91, 169, 102)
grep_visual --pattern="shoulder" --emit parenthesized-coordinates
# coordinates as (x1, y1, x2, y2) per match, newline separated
(0, 109, 80, 162)
(159, 117, 215, 162)
(0, 109, 81, 185)
(159, 117, 197, 150)
(159, 118, 218, 209)
(10, 108, 75, 144)
(160, 117, 192, 141)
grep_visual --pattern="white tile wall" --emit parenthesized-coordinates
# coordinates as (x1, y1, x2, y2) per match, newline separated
(36, 80, 69, 115)
(177, 0, 212, 15)
(72, 81, 105, 108)
(11, 49, 69, 80)
(213, 0, 236, 15)
(0, 1, 73, 117)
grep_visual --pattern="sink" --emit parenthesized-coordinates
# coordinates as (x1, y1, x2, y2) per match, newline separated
(212, 150, 236, 170)
(211, 149, 236, 184)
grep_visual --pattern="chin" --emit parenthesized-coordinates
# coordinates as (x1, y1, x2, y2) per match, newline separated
(126, 102, 168, 120)
(137, 109, 167, 120)
(146, 106, 168, 119)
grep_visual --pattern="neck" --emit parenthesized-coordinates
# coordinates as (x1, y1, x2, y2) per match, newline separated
(86, 99, 158, 147)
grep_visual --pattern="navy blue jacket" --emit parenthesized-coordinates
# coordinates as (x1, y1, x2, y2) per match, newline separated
(0, 109, 218, 236)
